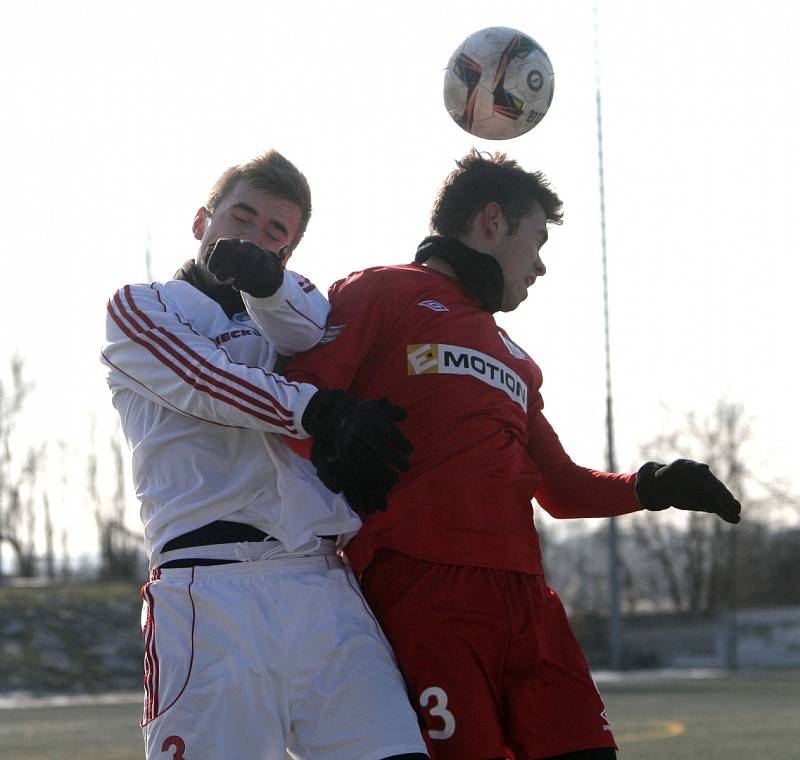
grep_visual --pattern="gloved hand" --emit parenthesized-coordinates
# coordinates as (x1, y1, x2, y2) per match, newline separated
(635, 459, 742, 524)
(203, 238, 285, 297)
(301, 390, 412, 510)
(315, 458, 393, 514)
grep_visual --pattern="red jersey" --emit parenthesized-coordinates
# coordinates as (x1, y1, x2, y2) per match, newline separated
(287, 264, 642, 576)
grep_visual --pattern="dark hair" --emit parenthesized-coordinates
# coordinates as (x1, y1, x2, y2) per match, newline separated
(430, 149, 563, 237)
(206, 149, 312, 252)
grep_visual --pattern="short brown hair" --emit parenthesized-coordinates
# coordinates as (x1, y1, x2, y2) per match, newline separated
(206, 149, 312, 252)
(430, 149, 563, 237)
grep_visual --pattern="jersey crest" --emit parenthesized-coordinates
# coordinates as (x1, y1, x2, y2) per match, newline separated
(319, 323, 346, 344)
(498, 332, 530, 360)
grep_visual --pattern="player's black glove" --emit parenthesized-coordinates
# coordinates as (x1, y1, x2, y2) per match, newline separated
(203, 238, 285, 297)
(315, 458, 394, 514)
(301, 390, 412, 511)
(635, 459, 742, 524)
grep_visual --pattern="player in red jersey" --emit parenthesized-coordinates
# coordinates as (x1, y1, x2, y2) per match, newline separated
(286, 150, 741, 760)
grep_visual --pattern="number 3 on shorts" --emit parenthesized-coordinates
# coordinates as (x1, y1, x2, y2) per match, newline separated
(419, 686, 456, 740)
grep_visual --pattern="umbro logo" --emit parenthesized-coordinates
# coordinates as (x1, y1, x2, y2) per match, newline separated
(418, 300, 449, 312)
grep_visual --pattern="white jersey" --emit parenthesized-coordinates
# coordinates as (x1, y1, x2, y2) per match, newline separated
(101, 270, 363, 567)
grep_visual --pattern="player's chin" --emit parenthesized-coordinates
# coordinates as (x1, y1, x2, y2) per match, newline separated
(501, 290, 528, 312)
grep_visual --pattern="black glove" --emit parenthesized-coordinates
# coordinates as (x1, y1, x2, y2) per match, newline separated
(302, 390, 412, 507)
(315, 458, 393, 514)
(635, 459, 742, 524)
(203, 238, 285, 297)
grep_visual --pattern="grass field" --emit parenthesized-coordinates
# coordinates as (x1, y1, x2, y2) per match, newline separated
(1, 670, 798, 759)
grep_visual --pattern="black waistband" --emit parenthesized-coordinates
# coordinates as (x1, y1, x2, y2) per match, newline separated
(159, 558, 241, 569)
(162, 521, 339, 556)
(162, 520, 272, 552)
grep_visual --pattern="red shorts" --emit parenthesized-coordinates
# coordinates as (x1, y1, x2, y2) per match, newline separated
(361, 550, 616, 760)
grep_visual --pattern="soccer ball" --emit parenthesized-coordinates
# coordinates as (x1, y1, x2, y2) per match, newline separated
(443, 26, 555, 140)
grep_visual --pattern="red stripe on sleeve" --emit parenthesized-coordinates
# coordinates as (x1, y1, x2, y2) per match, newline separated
(108, 298, 297, 433)
(123, 286, 298, 420)
(115, 292, 292, 421)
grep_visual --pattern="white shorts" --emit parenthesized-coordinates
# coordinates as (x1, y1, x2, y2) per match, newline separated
(139, 551, 426, 760)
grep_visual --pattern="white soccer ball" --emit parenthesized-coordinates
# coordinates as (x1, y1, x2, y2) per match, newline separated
(443, 26, 555, 140)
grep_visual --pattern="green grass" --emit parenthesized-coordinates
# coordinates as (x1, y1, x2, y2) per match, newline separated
(0, 582, 143, 695)
(0, 582, 139, 605)
(0, 671, 797, 759)
(602, 671, 800, 759)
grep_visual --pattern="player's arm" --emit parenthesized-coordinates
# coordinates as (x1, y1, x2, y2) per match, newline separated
(101, 282, 316, 437)
(242, 270, 329, 355)
(203, 238, 330, 354)
(527, 408, 642, 519)
(529, 410, 741, 524)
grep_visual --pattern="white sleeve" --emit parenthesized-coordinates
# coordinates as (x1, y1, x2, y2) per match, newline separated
(101, 283, 316, 437)
(242, 270, 329, 356)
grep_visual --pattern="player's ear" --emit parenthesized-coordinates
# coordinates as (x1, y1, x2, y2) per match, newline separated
(279, 246, 292, 267)
(479, 202, 504, 239)
(192, 207, 209, 240)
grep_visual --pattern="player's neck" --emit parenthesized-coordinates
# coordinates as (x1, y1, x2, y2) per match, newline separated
(422, 256, 457, 279)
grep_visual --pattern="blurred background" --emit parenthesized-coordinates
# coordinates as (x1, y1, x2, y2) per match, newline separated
(1, 0, 798, 757)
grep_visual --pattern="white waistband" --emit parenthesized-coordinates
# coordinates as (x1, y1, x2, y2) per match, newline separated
(152, 552, 345, 581)
(151, 536, 337, 569)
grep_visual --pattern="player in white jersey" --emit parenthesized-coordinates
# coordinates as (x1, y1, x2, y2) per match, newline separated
(101, 149, 427, 760)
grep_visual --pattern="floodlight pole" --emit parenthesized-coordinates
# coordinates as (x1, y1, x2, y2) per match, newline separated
(593, 0, 623, 671)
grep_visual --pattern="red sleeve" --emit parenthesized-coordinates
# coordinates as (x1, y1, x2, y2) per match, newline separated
(527, 410, 643, 519)
(285, 270, 393, 392)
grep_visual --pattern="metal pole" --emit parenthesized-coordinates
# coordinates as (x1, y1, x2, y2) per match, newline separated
(593, 0, 622, 670)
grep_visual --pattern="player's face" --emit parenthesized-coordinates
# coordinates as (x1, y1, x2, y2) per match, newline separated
(192, 180, 302, 272)
(494, 203, 548, 312)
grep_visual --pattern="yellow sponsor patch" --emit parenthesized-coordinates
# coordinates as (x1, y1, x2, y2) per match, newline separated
(407, 344, 440, 375)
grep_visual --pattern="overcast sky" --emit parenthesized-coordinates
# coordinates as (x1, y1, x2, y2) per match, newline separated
(1, 0, 797, 557)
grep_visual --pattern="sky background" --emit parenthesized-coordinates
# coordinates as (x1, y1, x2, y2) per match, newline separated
(1, 0, 798, 560)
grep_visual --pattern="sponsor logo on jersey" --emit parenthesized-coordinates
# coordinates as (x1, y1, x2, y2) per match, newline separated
(319, 323, 345, 344)
(295, 275, 317, 294)
(406, 343, 528, 410)
(213, 328, 261, 346)
(233, 312, 252, 323)
(417, 299, 450, 312)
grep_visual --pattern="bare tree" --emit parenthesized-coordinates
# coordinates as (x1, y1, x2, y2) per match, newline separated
(43, 492, 55, 579)
(60, 526, 71, 579)
(543, 523, 616, 616)
(625, 400, 798, 612)
(0, 357, 46, 578)
(88, 424, 142, 580)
